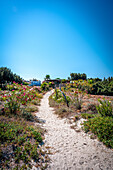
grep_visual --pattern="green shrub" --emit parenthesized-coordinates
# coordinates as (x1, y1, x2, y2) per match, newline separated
(32, 130, 42, 142)
(30, 145, 39, 161)
(96, 99, 113, 117)
(23, 82, 29, 85)
(22, 112, 34, 121)
(87, 81, 113, 96)
(81, 113, 96, 119)
(4, 92, 20, 114)
(41, 82, 49, 91)
(83, 116, 113, 148)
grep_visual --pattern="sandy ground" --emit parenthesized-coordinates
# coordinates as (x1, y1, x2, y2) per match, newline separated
(36, 90, 113, 170)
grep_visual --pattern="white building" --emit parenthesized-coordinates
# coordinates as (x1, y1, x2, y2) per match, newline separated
(29, 80, 41, 86)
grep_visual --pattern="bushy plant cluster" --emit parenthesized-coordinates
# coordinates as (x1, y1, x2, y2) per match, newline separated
(65, 79, 113, 96)
(83, 116, 113, 148)
(87, 81, 113, 96)
(41, 81, 55, 91)
(41, 82, 49, 91)
(83, 99, 113, 148)
(0, 119, 46, 169)
(0, 82, 41, 115)
(96, 99, 113, 117)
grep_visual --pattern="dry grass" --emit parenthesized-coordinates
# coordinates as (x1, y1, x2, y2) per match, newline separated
(49, 95, 59, 108)
(49, 95, 74, 118)
(25, 105, 38, 113)
(49, 91, 101, 118)
(54, 107, 69, 118)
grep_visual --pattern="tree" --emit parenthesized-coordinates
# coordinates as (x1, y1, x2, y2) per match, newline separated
(81, 73, 87, 80)
(70, 73, 87, 80)
(70, 73, 75, 80)
(45, 74, 50, 80)
(0, 67, 23, 84)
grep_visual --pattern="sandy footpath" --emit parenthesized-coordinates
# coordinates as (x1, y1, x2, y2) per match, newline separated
(36, 90, 113, 170)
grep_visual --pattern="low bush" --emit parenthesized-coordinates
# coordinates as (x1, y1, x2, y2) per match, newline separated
(0, 119, 45, 169)
(83, 116, 113, 148)
(2, 83, 39, 115)
(96, 99, 113, 117)
(41, 82, 49, 91)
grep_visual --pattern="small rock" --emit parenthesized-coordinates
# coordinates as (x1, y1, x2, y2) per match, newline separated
(79, 157, 84, 165)
(75, 128, 81, 132)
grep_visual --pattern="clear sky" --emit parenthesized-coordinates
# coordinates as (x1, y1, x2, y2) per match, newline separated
(0, 0, 113, 81)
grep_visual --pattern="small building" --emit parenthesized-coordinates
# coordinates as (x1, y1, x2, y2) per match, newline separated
(29, 80, 41, 86)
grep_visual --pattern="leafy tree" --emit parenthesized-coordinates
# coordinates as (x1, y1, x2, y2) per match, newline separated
(45, 74, 50, 80)
(70, 73, 75, 80)
(81, 73, 87, 80)
(70, 73, 87, 80)
(0, 67, 23, 85)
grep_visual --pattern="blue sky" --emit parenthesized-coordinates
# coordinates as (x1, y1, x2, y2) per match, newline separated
(0, 0, 113, 81)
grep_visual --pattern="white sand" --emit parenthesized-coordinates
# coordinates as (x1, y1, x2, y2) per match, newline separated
(36, 90, 113, 170)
